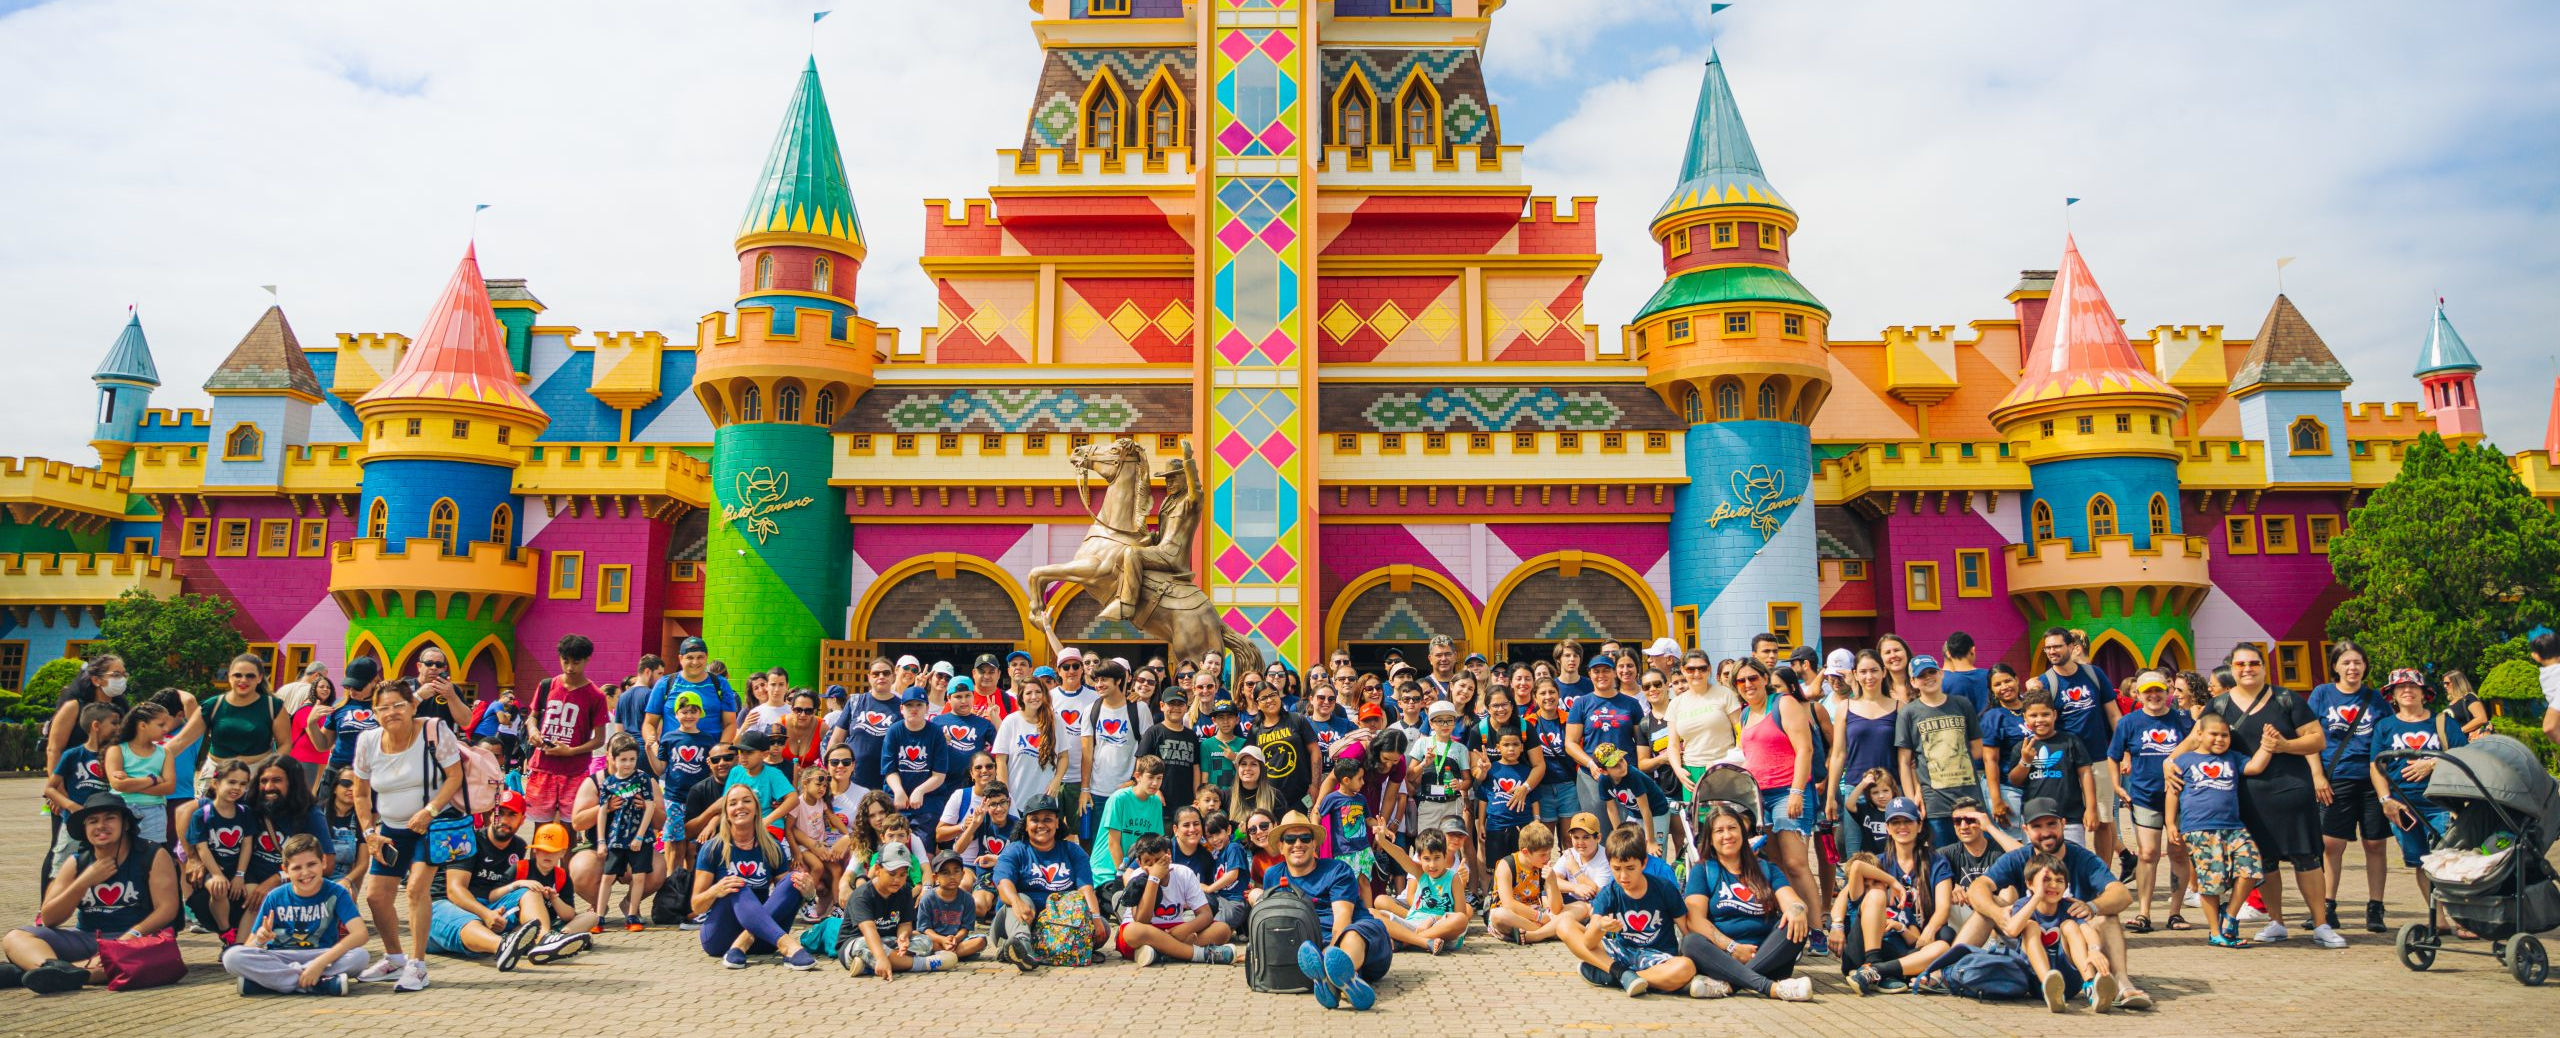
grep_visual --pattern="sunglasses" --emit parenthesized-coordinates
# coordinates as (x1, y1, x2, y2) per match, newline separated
(1061, 662, 1083, 669)
(709, 754, 739, 764)
(1278, 833, 1316, 845)
(827, 759, 855, 767)
(792, 707, 815, 715)
(1247, 821, 1274, 833)
(870, 670, 892, 677)
(334, 780, 356, 789)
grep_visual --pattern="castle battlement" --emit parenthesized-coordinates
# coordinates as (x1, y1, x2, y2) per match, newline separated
(515, 444, 710, 508)
(1317, 143, 1524, 186)
(999, 146, 1195, 185)
(138, 408, 208, 430)
(0, 551, 182, 605)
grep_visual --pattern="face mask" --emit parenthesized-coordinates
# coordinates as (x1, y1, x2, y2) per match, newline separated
(105, 676, 129, 696)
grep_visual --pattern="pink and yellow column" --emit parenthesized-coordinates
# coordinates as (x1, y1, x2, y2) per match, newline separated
(1198, 0, 1318, 669)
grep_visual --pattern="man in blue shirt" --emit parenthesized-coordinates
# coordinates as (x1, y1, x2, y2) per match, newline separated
(1268, 810, 1389, 1011)
(642, 638, 739, 763)
(610, 654, 665, 774)
(1963, 798, 2152, 1011)
(1938, 632, 1991, 716)
(1565, 673, 1643, 823)
(2034, 628, 2120, 865)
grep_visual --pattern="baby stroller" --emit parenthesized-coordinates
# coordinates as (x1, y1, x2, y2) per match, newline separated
(1685, 762, 1764, 856)
(2381, 735, 2560, 986)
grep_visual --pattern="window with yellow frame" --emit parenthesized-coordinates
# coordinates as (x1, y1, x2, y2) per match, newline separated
(2261, 514, 2297, 554)
(2224, 515, 2257, 554)
(1767, 603, 1801, 649)
(182, 519, 211, 556)
(1904, 562, 1941, 611)
(1955, 549, 1992, 597)
(1088, 0, 1131, 17)
(671, 561, 701, 582)
(296, 518, 327, 556)
(1673, 606, 1699, 653)
(548, 551, 584, 599)
(596, 565, 632, 613)
(2306, 514, 2338, 553)
(2273, 641, 2312, 687)
(2288, 416, 2330, 455)
(1723, 312, 1752, 336)
(282, 644, 314, 678)
(124, 536, 154, 555)
(217, 519, 251, 557)
(222, 422, 262, 461)
(1712, 222, 1735, 247)
(1666, 316, 1693, 344)
(1668, 226, 1691, 256)
(257, 519, 292, 557)
(1782, 313, 1803, 337)
(1759, 222, 1781, 249)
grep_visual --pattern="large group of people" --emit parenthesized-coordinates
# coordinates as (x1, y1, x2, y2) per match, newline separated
(13, 622, 2558, 1013)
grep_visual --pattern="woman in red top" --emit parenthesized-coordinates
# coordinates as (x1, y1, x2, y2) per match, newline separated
(776, 691, 827, 778)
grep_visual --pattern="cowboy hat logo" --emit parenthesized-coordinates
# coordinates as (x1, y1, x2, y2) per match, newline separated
(1706, 465, 1805, 543)
(725, 466, 813, 545)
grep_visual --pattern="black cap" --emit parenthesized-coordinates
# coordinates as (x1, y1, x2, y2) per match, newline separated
(1789, 645, 1819, 664)
(677, 636, 709, 657)
(974, 653, 1002, 671)
(2022, 797, 2064, 824)
(1020, 793, 1062, 817)
(930, 849, 964, 872)
(735, 730, 774, 753)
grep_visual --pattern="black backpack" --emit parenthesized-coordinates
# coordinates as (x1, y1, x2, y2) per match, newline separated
(1244, 884, 1320, 993)
(651, 861, 695, 925)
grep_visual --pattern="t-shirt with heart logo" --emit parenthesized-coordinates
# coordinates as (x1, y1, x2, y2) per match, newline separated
(1589, 873, 1686, 953)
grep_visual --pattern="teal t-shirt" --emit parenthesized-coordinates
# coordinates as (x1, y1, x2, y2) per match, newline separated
(725, 762, 795, 816)
(1088, 787, 1164, 878)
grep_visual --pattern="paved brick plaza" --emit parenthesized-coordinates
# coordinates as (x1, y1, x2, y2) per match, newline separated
(4, 776, 2549, 1037)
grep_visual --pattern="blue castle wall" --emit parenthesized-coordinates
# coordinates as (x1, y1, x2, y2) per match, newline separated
(2024, 455, 2180, 550)
(1673, 420, 1817, 654)
(359, 458, 520, 553)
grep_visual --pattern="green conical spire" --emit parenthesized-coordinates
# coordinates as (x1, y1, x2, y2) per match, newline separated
(739, 57, 864, 251)
(94, 312, 160, 387)
(2414, 300, 2479, 376)
(1656, 49, 1789, 221)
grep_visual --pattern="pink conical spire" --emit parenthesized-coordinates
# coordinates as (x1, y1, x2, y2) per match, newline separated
(2544, 374, 2560, 458)
(1992, 235, 2184, 420)
(357, 244, 545, 424)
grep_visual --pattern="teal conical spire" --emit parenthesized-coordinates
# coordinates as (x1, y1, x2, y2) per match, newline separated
(94, 312, 160, 387)
(2414, 300, 2479, 376)
(739, 57, 864, 252)
(1656, 50, 1789, 222)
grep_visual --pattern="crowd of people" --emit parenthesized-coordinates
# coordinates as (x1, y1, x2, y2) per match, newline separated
(14, 622, 2557, 1013)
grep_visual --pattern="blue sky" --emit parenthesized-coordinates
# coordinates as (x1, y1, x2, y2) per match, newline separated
(1, 0, 2554, 462)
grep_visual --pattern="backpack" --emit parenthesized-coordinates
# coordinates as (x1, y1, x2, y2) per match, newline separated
(652, 861, 696, 925)
(427, 719, 507, 816)
(1937, 942, 2037, 1001)
(1244, 884, 1320, 993)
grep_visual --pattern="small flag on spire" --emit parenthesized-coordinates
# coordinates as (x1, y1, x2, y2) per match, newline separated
(474, 203, 491, 213)
(813, 10, 830, 23)
(2065, 197, 2081, 206)
(1711, 2, 1733, 11)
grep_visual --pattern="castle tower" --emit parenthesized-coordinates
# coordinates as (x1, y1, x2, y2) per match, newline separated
(89, 313, 160, 470)
(334, 245, 547, 686)
(2229, 294, 2352, 485)
(693, 57, 875, 681)
(2414, 301, 2484, 441)
(1990, 236, 2205, 669)
(1629, 50, 1831, 653)
(200, 307, 326, 491)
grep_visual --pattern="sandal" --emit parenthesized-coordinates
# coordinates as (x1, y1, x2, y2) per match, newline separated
(2166, 914, 2194, 931)
(2209, 931, 2251, 948)
(2125, 916, 2153, 934)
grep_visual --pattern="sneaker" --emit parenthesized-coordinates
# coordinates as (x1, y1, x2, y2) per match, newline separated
(1770, 976, 1814, 1002)
(494, 923, 538, 972)
(316, 975, 350, 997)
(2183, 890, 2203, 909)
(680, 913, 708, 931)
(1500, 927, 1527, 946)
(1133, 945, 1160, 968)
(1202, 944, 1236, 966)
(2365, 900, 2387, 933)
(1621, 969, 1650, 998)
(918, 950, 956, 972)
(783, 949, 819, 971)
(394, 959, 429, 993)
(625, 915, 645, 933)
(797, 903, 822, 924)
(1910, 974, 1948, 996)
(722, 948, 751, 970)
(183, 920, 211, 936)
(1806, 930, 1832, 958)
(2311, 924, 2348, 949)
(358, 954, 407, 983)
(534, 931, 594, 963)
(1002, 934, 1040, 973)
(2236, 903, 2269, 923)
(1323, 945, 1373, 1011)
(22, 959, 86, 996)
(2091, 974, 2118, 1014)
(1850, 965, 1883, 996)
(1299, 942, 1339, 1009)
(837, 934, 863, 972)
(2042, 969, 2067, 1013)
(0, 963, 21, 990)
(2255, 921, 2290, 943)
(1688, 975, 1733, 999)
(238, 976, 268, 996)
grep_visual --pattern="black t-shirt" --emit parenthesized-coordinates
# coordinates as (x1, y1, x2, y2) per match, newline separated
(682, 775, 729, 839)
(1936, 839, 2002, 889)
(2020, 733, 2091, 819)
(2212, 688, 2316, 795)
(1135, 724, 1201, 810)
(435, 834, 528, 902)
(1250, 711, 1321, 809)
(845, 879, 916, 933)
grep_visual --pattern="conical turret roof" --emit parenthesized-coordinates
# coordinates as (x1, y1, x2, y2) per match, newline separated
(94, 312, 160, 387)
(1654, 50, 1789, 223)
(2414, 301, 2480, 376)
(203, 306, 323, 400)
(739, 58, 863, 251)
(1992, 236, 2184, 422)
(2230, 294, 2351, 392)
(356, 244, 545, 426)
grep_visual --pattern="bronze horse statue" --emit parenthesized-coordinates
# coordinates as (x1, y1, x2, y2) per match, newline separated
(1025, 437, 1266, 679)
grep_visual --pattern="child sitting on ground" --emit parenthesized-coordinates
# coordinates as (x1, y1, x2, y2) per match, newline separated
(2000, 854, 2116, 1014)
(833, 843, 956, 978)
(1374, 828, 1472, 955)
(1116, 834, 1236, 966)
(1489, 821, 1564, 944)
(222, 834, 370, 995)
(916, 851, 988, 962)
(1562, 826, 1715, 999)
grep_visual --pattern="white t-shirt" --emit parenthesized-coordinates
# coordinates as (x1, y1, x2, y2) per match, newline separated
(1668, 688, 1744, 768)
(2540, 663, 2560, 704)
(1121, 862, 1208, 926)
(1049, 686, 1096, 779)
(1548, 845, 1611, 902)
(353, 722, 463, 824)
(994, 711, 1058, 805)
(1085, 699, 1155, 795)
(744, 703, 790, 734)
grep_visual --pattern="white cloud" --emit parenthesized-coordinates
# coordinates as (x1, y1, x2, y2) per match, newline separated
(1, 0, 2553, 466)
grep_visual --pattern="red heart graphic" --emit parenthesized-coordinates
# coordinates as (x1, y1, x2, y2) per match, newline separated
(1625, 910, 1655, 933)
(1061, 709, 1082, 727)
(2398, 733, 2430, 750)
(2338, 706, 2361, 724)
(216, 828, 241, 849)
(987, 838, 1007, 857)
(95, 883, 125, 906)
(1725, 882, 1756, 904)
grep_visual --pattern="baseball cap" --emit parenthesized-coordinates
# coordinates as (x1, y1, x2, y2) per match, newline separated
(1235, 744, 1266, 763)
(1586, 655, 1616, 671)
(1211, 697, 1240, 716)
(1427, 701, 1458, 720)
(1005, 650, 1033, 666)
(896, 654, 922, 671)
(950, 677, 974, 695)
(876, 841, 914, 873)
(1909, 654, 1941, 677)
(2022, 797, 2064, 824)
(531, 822, 572, 854)
(493, 790, 528, 816)
(1464, 652, 1488, 664)
(1033, 666, 1059, 680)
(735, 730, 774, 753)
(2133, 673, 2170, 694)
(343, 655, 381, 688)
(677, 636, 708, 657)
(1791, 645, 1820, 665)
(1057, 647, 1084, 664)
(1566, 812, 1603, 837)
(931, 661, 956, 678)
(975, 653, 1003, 671)
(1645, 637, 1681, 659)
(1884, 797, 1922, 823)
(1158, 685, 1189, 707)
(2387, 668, 2427, 690)
(673, 691, 705, 711)
(1356, 703, 1385, 722)
(930, 849, 964, 872)
(1019, 793, 1062, 817)
(824, 684, 848, 700)
(1825, 647, 1855, 673)
(897, 686, 929, 706)
(1592, 744, 1625, 769)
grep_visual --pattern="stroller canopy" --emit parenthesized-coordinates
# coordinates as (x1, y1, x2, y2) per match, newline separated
(2423, 735, 2560, 853)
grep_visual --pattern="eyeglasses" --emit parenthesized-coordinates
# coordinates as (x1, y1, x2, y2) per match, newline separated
(1061, 661, 1084, 669)
(1278, 833, 1316, 845)
(1953, 816, 1983, 825)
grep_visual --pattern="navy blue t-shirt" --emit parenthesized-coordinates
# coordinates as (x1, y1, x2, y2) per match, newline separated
(1599, 768, 1669, 819)
(1877, 850, 1955, 926)
(2170, 750, 2247, 832)
(695, 837, 787, 895)
(882, 722, 951, 797)
(2371, 713, 2467, 804)
(995, 839, 1093, 913)
(54, 745, 113, 804)
(2105, 708, 2194, 810)
(1262, 856, 1370, 923)
(934, 713, 996, 789)
(1982, 841, 2114, 902)
(2310, 684, 2388, 781)
(1939, 668, 1991, 716)
(2039, 665, 2113, 758)
(1482, 758, 1538, 830)
(1532, 715, 1573, 788)
(1980, 706, 2029, 789)
(1567, 692, 1643, 760)
(1590, 874, 1687, 953)
(1685, 857, 1791, 943)
(836, 694, 902, 788)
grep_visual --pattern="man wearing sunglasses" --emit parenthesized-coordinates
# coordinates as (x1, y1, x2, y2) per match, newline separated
(1267, 810, 1390, 1010)
(670, 741, 742, 931)
(411, 646, 461, 727)
(829, 657, 904, 791)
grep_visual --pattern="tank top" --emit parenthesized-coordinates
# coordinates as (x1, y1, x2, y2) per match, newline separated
(1506, 851, 1547, 905)
(1412, 865, 1459, 915)
(206, 693, 282, 759)
(75, 844, 158, 934)
(118, 742, 169, 809)
(1737, 702, 1798, 792)
(1839, 707, 1901, 785)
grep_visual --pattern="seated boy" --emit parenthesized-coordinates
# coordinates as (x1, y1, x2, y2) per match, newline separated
(222, 834, 369, 995)
(1546, 812, 1609, 922)
(1117, 834, 1236, 966)
(1490, 821, 1564, 944)
(2000, 854, 2117, 1013)
(1561, 826, 1715, 998)
(1373, 827, 1472, 955)
(831, 844, 957, 979)
(916, 851, 989, 962)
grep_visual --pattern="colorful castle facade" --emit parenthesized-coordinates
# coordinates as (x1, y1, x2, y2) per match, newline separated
(6, 0, 2554, 695)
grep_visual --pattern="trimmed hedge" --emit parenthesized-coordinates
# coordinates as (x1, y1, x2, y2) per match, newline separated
(2489, 718, 2560, 777)
(0, 721, 42, 773)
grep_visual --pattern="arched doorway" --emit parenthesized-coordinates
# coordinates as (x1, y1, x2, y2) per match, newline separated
(1047, 586, 1170, 671)
(2150, 631, 2191, 673)
(2088, 633, 2140, 693)
(853, 554, 1029, 676)
(1326, 566, 1476, 676)
(1486, 552, 1663, 665)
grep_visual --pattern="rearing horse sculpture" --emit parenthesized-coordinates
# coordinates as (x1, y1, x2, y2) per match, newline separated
(1025, 438, 1266, 679)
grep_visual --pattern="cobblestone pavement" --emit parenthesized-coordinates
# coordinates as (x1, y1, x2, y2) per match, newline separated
(3, 775, 2553, 1037)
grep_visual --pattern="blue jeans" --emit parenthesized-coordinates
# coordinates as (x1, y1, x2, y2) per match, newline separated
(2391, 802, 2451, 867)
(428, 888, 525, 954)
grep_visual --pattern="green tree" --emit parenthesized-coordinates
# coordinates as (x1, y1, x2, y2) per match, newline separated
(2328, 433, 2560, 678)
(94, 588, 247, 696)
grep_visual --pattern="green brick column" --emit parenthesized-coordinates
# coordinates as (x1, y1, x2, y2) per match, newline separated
(704, 422, 847, 680)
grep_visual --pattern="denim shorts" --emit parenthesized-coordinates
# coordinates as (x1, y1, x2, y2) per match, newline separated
(2391, 803, 2451, 867)
(1536, 782, 1580, 826)
(1760, 786, 1822, 837)
(428, 888, 525, 954)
